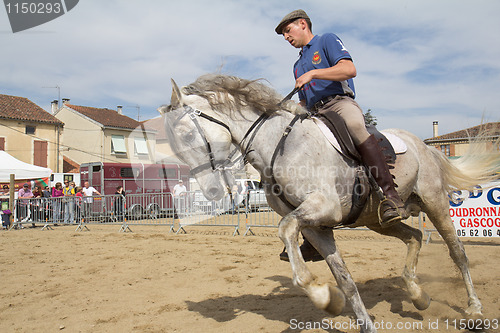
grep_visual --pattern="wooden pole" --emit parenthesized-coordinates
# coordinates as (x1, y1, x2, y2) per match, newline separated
(9, 174, 15, 225)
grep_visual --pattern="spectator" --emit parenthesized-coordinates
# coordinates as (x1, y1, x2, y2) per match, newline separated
(173, 180, 187, 218)
(41, 186, 51, 221)
(63, 181, 76, 224)
(1, 208, 11, 229)
(1, 185, 9, 211)
(82, 182, 101, 221)
(74, 186, 83, 223)
(241, 181, 249, 209)
(32, 186, 42, 197)
(114, 186, 126, 221)
(17, 183, 33, 224)
(31, 185, 43, 225)
(51, 182, 64, 224)
(42, 186, 51, 198)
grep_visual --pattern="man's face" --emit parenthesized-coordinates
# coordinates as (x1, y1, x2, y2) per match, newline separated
(282, 19, 307, 48)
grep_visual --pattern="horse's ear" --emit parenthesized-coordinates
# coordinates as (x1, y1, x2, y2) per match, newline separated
(170, 78, 183, 108)
(157, 104, 170, 115)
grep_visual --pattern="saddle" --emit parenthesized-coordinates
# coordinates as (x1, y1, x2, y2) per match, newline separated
(315, 110, 402, 164)
(314, 110, 407, 226)
(269, 111, 407, 226)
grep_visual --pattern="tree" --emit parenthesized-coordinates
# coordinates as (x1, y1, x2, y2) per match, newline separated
(364, 109, 377, 126)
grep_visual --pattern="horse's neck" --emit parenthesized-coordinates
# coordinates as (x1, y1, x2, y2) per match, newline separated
(230, 109, 305, 176)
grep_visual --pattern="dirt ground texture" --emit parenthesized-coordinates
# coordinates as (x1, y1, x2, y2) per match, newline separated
(0, 224, 499, 333)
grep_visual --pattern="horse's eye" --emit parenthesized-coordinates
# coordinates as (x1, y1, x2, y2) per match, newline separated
(183, 131, 195, 143)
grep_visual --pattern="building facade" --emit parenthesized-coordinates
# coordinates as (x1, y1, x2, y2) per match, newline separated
(53, 100, 157, 166)
(0, 94, 64, 172)
(424, 122, 500, 158)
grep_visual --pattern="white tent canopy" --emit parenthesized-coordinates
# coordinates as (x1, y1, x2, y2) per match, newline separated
(0, 151, 52, 182)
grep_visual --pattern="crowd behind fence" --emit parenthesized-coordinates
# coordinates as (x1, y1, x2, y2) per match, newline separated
(2, 191, 431, 239)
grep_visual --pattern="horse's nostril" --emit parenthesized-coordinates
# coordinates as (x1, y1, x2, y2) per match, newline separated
(206, 187, 221, 200)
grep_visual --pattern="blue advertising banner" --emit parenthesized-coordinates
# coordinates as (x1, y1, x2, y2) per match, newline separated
(449, 181, 500, 237)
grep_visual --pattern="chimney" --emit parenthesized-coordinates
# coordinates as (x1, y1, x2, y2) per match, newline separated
(433, 121, 439, 137)
(117, 105, 123, 115)
(62, 98, 70, 105)
(51, 100, 58, 114)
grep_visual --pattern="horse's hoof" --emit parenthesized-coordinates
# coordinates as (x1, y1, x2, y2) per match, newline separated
(412, 291, 431, 310)
(465, 303, 483, 322)
(324, 285, 345, 316)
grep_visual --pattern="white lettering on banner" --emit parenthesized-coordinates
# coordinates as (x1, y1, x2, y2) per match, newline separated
(448, 181, 500, 237)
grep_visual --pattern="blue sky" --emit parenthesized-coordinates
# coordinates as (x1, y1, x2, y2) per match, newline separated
(1, 0, 499, 139)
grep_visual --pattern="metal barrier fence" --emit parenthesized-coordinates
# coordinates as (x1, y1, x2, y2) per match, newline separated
(3, 192, 433, 240)
(5, 191, 253, 234)
(5, 194, 178, 232)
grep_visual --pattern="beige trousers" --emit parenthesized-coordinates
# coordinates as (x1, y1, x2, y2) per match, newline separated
(317, 95, 370, 145)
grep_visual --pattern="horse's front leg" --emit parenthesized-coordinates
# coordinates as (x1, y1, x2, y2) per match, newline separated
(302, 228, 377, 333)
(278, 192, 345, 315)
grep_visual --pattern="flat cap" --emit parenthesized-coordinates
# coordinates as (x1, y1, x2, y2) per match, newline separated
(275, 9, 310, 34)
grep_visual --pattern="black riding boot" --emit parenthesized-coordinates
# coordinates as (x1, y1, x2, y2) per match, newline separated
(356, 134, 404, 227)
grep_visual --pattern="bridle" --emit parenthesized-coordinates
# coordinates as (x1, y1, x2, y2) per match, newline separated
(172, 104, 269, 179)
(169, 88, 299, 204)
(171, 87, 298, 177)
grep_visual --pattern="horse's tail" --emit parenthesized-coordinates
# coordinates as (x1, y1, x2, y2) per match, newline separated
(432, 133, 500, 193)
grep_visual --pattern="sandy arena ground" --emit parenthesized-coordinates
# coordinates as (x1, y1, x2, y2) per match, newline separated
(0, 222, 499, 333)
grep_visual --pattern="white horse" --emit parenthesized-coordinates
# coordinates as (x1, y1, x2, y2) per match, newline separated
(159, 74, 499, 332)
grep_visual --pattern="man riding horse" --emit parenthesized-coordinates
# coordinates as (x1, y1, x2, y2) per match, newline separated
(276, 10, 405, 226)
(276, 9, 405, 261)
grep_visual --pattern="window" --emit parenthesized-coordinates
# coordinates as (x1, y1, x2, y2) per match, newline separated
(25, 125, 36, 135)
(440, 144, 450, 156)
(33, 140, 48, 167)
(134, 137, 149, 155)
(121, 167, 139, 178)
(159, 168, 177, 179)
(111, 135, 127, 154)
(0, 137, 4, 151)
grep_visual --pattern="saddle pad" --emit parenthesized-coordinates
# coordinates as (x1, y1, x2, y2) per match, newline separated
(312, 117, 407, 158)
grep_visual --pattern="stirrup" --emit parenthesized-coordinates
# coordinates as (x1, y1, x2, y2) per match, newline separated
(377, 197, 403, 228)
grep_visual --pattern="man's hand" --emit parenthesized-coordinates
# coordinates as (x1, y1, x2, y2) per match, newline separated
(295, 71, 313, 89)
(295, 59, 356, 89)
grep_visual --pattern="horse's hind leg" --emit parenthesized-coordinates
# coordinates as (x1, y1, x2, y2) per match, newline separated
(367, 223, 431, 310)
(424, 207, 483, 319)
(303, 228, 376, 333)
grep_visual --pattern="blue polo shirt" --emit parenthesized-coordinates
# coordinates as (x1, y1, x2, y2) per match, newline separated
(294, 33, 356, 110)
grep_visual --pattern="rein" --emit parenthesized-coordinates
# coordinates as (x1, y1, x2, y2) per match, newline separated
(269, 114, 305, 210)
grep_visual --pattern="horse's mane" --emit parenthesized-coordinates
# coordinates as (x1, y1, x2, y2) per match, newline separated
(182, 74, 297, 115)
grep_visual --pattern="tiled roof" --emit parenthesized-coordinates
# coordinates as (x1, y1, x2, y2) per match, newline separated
(63, 155, 79, 173)
(424, 122, 500, 143)
(0, 94, 64, 125)
(65, 103, 142, 130)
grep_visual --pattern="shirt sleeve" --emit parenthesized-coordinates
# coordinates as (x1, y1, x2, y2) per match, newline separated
(323, 33, 352, 67)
